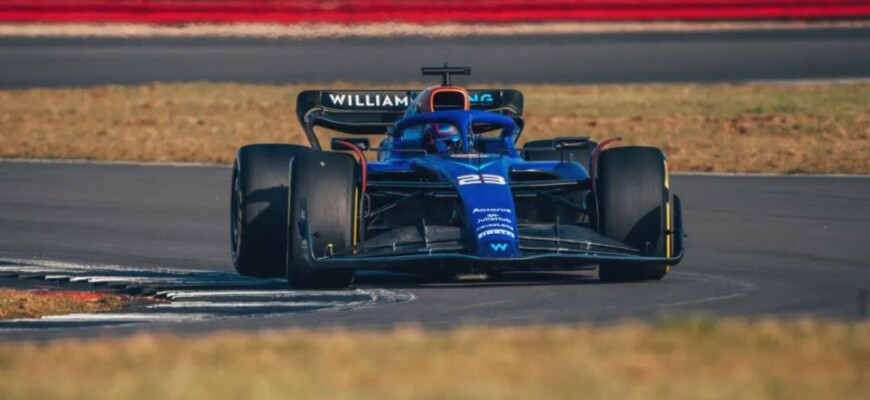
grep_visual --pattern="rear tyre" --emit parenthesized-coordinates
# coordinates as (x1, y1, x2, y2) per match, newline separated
(287, 151, 358, 289)
(231, 144, 310, 278)
(595, 146, 671, 282)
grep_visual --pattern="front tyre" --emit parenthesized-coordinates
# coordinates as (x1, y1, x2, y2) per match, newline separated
(231, 144, 309, 278)
(595, 146, 672, 282)
(286, 151, 358, 289)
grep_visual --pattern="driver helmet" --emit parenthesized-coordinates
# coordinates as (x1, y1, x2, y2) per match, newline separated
(424, 123, 463, 153)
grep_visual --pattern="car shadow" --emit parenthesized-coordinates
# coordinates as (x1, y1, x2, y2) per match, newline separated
(353, 269, 602, 289)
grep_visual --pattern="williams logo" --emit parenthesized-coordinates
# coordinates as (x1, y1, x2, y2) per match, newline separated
(325, 93, 409, 108)
(490, 243, 508, 252)
(469, 93, 494, 104)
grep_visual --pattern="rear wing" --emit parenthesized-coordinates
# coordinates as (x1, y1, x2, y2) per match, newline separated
(296, 89, 523, 149)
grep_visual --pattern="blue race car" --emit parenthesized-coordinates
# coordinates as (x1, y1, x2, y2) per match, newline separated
(231, 65, 684, 288)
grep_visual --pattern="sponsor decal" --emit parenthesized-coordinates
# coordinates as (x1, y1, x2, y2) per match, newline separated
(457, 174, 507, 186)
(472, 208, 512, 214)
(477, 213, 513, 224)
(326, 93, 409, 108)
(478, 229, 516, 239)
(469, 93, 494, 104)
(450, 153, 495, 159)
(489, 243, 508, 252)
(477, 217, 513, 225)
(476, 223, 514, 232)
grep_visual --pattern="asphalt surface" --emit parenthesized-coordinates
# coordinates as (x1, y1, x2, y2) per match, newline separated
(0, 160, 867, 339)
(1, 27, 870, 87)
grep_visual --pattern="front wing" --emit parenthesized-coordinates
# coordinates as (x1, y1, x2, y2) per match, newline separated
(296, 196, 685, 272)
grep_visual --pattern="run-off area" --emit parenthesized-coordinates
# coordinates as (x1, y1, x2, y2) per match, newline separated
(0, 258, 414, 329)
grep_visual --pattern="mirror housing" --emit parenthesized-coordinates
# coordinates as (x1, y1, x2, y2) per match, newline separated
(553, 136, 591, 149)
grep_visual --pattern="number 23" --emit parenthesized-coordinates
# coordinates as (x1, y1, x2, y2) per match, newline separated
(457, 174, 506, 186)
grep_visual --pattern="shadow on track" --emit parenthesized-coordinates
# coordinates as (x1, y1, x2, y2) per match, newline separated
(354, 269, 601, 290)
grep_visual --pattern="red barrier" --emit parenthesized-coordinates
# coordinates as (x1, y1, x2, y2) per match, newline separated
(1, 1, 869, 23)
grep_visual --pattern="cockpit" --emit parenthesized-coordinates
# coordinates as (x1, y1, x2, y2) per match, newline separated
(399, 70, 474, 154)
(391, 110, 519, 157)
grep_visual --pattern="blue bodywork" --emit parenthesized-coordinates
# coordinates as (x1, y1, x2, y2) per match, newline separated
(293, 88, 684, 272)
(370, 110, 587, 260)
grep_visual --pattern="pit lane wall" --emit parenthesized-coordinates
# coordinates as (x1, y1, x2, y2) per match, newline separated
(1, 1, 869, 23)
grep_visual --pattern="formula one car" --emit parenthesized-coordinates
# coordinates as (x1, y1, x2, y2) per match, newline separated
(231, 65, 684, 288)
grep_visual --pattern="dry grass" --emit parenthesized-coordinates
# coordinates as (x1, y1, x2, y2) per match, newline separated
(0, 289, 124, 320)
(0, 82, 868, 173)
(0, 318, 866, 399)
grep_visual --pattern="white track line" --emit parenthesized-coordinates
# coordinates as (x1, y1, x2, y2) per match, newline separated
(665, 272, 757, 307)
(0, 157, 226, 168)
(149, 301, 364, 309)
(160, 289, 368, 299)
(670, 171, 870, 178)
(0, 258, 415, 327)
(68, 276, 217, 284)
(0, 257, 227, 276)
(29, 313, 213, 322)
(1, 257, 281, 282)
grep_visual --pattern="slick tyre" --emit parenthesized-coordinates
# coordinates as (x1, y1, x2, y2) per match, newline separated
(287, 151, 358, 289)
(231, 144, 310, 278)
(595, 146, 671, 282)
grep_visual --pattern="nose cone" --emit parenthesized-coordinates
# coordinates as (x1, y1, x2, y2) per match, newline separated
(443, 156, 520, 258)
(478, 232, 518, 258)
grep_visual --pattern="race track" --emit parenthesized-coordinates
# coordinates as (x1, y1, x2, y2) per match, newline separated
(1, 27, 869, 87)
(0, 160, 867, 339)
